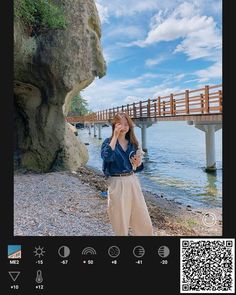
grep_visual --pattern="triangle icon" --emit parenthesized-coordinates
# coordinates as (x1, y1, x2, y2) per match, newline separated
(8, 271, 20, 281)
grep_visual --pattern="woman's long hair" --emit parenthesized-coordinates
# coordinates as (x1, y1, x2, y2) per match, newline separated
(109, 112, 139, 148)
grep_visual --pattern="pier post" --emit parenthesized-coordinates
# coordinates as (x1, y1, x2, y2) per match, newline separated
(187, 121, 222, 172)
(135, 120, 153, 152)
(141, 124, 147, 152)
(205, 125, 216, 172)
(93, 124, 97, 137)
(98, 124, 102, 140)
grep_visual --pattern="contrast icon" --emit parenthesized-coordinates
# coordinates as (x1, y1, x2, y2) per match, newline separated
(108, 246, 120, 258)
(58, 246, 70, 258)
(34, 246, 45, 258)
(158, 246, 170, 258)
(133, 246, 145, 258)
(8, 271, 20, 282)
(8, 245, 21, 259)
(81, 247, 97, 255)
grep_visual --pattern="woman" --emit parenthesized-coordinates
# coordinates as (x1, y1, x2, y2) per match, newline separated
(101, 112, 153, 236)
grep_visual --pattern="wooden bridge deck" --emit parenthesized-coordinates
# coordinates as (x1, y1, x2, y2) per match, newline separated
(66, 84, 222, 124)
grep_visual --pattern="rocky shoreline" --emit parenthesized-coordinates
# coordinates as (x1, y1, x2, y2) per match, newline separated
(74, 166, 222, 236)
(14, 165, 222, 236)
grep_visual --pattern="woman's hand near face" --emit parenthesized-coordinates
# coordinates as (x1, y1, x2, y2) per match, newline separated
(114, 123, 123, 138)
(109, 123, 123, 150)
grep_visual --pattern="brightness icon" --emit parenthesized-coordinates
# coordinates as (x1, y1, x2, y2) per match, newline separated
(34, 246, 46, 258)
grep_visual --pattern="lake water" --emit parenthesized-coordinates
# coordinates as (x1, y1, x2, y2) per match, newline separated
(77, 121, 222, 209)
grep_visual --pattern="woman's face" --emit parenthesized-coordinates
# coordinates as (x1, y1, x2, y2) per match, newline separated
(119, 117, 129, 134)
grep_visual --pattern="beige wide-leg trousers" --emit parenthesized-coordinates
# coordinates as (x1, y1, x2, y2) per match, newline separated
(107, 174, 153, 236)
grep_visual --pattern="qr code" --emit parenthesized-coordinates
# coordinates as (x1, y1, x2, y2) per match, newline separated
(180, 239, 235, 293)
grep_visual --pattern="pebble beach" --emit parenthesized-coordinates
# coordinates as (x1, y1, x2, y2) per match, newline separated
(14, 166, 222, 236)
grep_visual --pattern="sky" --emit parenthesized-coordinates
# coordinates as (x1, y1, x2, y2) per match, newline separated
(82, 0, 222, 112)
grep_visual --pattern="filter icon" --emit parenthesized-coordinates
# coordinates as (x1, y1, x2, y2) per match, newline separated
(8, 245, 21, 259)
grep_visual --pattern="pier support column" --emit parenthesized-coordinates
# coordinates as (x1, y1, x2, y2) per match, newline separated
(141, 124, 147, 152)
(135, 120, 153, 152)
(187, 121, 222, 172)
(205, 125, 216, 172)
(98, 124, 102, 140)
(93, 124, 97, 137)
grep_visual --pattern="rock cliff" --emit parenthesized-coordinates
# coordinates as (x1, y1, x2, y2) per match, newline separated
(14, 0, 106, 172)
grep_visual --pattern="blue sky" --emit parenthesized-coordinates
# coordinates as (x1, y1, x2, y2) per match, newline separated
(82, 0, 222, 111)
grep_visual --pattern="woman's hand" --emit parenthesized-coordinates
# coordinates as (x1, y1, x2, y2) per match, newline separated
(109, 123, 123, 150)
(130, 154, 142, 168)
(114, 123, 123, 138)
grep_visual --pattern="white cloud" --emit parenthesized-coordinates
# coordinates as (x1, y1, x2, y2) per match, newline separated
(192, 0, 222, 17)
(95, 0, 222, 20)
(82, 73, 184, 111)
(152, 86, 180, 98)
(172, 1, 199, 18)
(194, 62, 222, 83)
(175, 73, 186, 81)
(102, 45, 128, 64)
(150, 10, 168, 28)
(184, 79, 199, 83)
(145, 55, 167, 67)
(143, 15, 216, 45)
(174, 22, 221, 61)
(124, 96, 143, 104)
(89, 1, 222, 112)
(105, 25, 145, 39)
(125, 2, 222, 62)
(95, 0, 178, 18)
(183, 61, 222, 84)
(95, 2, 109, 24)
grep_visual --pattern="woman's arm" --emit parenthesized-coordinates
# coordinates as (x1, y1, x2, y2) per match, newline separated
(109, 135, 118, 150)
(101, 138, 115, 162)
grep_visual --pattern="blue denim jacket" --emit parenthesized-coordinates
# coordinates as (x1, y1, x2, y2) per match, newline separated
(101, 137, 144, 177)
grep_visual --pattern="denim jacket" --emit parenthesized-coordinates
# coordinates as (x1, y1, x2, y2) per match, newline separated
(101, 137, 144, 177)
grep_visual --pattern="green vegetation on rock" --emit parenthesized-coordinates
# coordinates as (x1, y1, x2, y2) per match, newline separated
(14, 0, 67, 34)
(88, 16, 101, 39)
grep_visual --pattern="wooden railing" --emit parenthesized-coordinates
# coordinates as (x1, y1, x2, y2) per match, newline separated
(66, 84, 222, 123)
